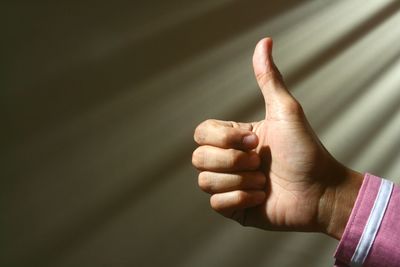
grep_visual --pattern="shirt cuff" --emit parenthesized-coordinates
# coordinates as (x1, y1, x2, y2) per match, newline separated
(334, 173, 400, 266)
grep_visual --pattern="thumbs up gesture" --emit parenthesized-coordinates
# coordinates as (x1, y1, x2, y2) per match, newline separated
(192, 38, 362, 239)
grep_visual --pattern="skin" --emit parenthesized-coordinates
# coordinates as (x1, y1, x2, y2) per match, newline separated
(192, 38, 363, 240)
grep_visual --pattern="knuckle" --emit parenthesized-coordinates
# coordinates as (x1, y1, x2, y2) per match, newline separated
(194, 124, 205, 144)
(198, 172, 211, 191)
(256, 68, 280, 85)
(192, 147, 204, 168)
(194, 119, 220, 144)
(255, 70, 270, 82)
(210, 195, 223, 211)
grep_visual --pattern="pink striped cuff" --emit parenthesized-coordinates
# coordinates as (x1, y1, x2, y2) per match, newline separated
(334, 173, 400, 267)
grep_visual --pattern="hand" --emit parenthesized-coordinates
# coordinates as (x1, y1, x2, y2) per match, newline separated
(192, 38, 363, 239)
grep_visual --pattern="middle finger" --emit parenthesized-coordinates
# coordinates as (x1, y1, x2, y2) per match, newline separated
(192, 145, 260, 172)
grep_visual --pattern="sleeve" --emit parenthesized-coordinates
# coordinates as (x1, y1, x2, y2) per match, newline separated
(333, 173, 400, 266)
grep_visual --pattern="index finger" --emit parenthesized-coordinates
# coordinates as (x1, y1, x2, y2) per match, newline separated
(194, 119, 258, 150)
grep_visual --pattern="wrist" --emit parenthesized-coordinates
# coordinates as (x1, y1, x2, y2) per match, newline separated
(318, 166, 363, 240)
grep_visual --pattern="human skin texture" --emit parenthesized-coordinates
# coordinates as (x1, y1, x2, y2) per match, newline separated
(192, 38, 363, 240)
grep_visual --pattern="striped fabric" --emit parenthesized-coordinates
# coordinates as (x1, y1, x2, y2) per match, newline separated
(350, 179, 393, 266)
(334, 173, 399, 267)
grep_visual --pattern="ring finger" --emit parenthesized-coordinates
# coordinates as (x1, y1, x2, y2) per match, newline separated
(198, 171, 266, 194)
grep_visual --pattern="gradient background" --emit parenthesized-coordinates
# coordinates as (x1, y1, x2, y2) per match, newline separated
(2, 1, 400, 266)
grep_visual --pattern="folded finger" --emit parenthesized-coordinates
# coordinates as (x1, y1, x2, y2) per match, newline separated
(194, 119, 258, 150)
(210, 190, 266, 217)
(198, 171, 266, 194)
(192, 145, 260, 172)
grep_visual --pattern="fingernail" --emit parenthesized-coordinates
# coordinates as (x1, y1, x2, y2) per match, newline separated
(242, 134, 257, 147)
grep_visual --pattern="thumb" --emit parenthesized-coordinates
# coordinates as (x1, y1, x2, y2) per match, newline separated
(253, 38, 289, 101)
(253, 38, 301, 118)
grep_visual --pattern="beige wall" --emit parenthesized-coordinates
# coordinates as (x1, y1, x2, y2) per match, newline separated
(2, 1, 400, 266)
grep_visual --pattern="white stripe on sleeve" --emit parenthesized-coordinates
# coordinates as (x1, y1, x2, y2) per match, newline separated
(350, 179, 393, 267)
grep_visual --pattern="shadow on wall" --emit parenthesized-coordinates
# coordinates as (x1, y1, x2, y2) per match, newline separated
(230, 0, 400, 122)
(4, 0, 304, 146)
